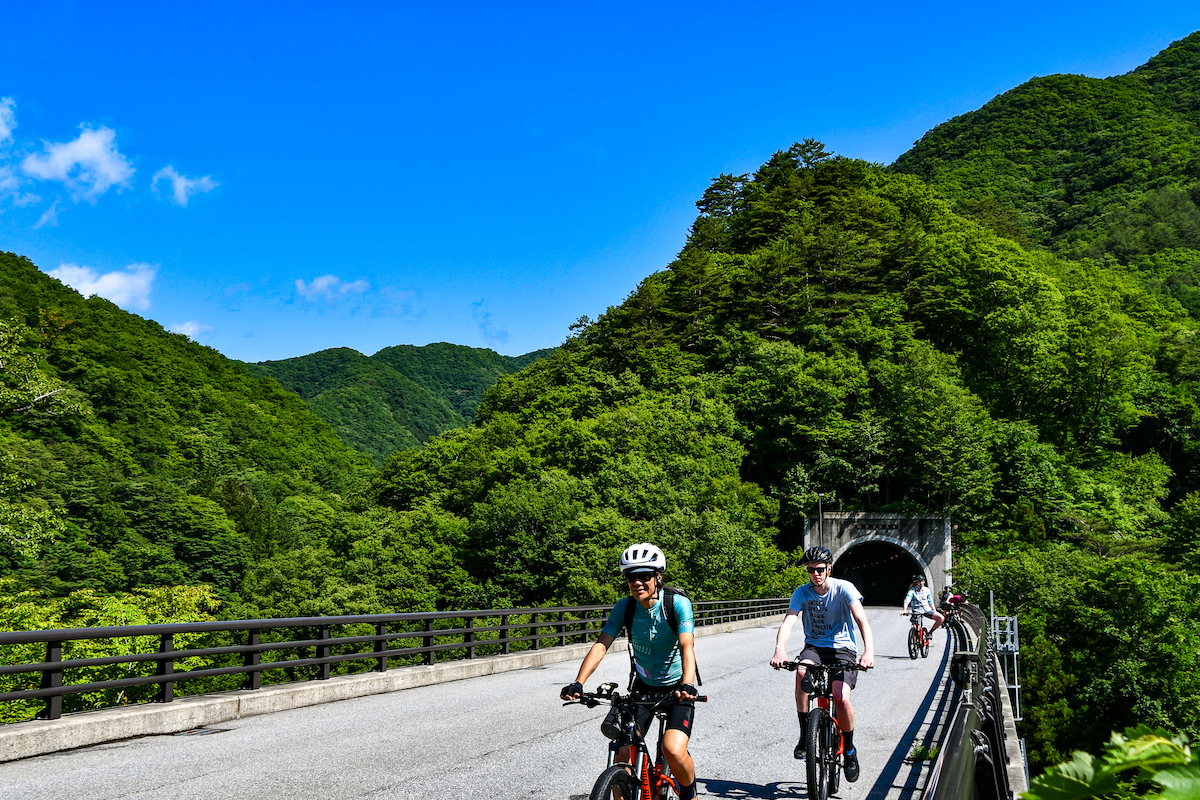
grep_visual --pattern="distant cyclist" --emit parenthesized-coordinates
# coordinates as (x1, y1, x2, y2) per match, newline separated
(901, 574, 944, 638)
(770, 546, 875, 783)
(560, 543, 700, 800)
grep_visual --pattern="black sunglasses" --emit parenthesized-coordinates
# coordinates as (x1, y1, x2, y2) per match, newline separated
(806, 565, 829, 574)
(625, 572, 657, 584)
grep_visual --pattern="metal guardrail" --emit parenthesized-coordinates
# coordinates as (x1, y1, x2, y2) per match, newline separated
(923, 603, 1020, 800)
(0, 597, 789, 722)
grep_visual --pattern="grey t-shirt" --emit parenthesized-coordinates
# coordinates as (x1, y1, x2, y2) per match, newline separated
(788, 578, 863, 650)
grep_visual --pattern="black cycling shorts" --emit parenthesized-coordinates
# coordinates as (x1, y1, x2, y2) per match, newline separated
(797, 645, 859, 689)
(631, 677, 696, 738)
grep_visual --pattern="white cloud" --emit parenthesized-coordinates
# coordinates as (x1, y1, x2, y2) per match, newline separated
(377, 286, 419, 318)
(33, 199, 59, 228)
(0, 103, 39, 207)
(152, 165, 218, 206)
(21, 126, 134, 203)
(472, 300, 509, 345)
(295, 275, 370, 304)
(0, 97, 16, 144)
(0, 167, 16, 197)
(48, 262, 156, 311)
(172, 321, 214, 340)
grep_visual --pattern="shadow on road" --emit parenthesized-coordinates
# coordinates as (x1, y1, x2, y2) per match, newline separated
(865, 631, 959, 800)
(699, 777, 806, 798)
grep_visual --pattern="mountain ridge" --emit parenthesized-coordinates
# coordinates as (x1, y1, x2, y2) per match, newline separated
(246, 342, 555, 465)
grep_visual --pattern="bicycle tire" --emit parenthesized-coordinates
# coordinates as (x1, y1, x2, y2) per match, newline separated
(806, 708, 829, 800)
(907, 626, 919, 659)
(920, 628, 930, 658)
(590, 764, 638, 800)
(827, 714, 842, 795)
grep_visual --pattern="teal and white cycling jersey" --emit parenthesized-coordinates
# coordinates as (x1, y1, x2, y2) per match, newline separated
(602, 592, 694, 687)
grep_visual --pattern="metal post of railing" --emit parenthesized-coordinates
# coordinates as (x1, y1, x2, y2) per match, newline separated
(155, 634, 174, 703)
(531, 612, 540, 651)
(246, 629, 261, 689)
(464, 616, 475, 660)
(501, 614, 510, 655)
(558, 611, 567, 647)
(37, 640, 62, 720)
(424, 619, 435, 666)
(317, 626, 331, 680)
(374, 623, 388, 672)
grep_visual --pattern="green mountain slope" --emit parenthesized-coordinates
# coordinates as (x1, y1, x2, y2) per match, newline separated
(371, 342, 556, 420)
(0, 250, 374, 602)
(892, 31, 1200, 316)
(250, 343, 555, 465)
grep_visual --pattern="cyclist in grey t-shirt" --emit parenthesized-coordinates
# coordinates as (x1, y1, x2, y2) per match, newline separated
(770, 545, 874, 783)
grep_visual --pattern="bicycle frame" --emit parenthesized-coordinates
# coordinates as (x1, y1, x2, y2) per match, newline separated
(605, 708, 676, 799)
(800, 664, 844, 754)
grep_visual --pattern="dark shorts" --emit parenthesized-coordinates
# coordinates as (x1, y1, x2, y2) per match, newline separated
(797, 645, 860, 689)
(631, 677, 696, 737)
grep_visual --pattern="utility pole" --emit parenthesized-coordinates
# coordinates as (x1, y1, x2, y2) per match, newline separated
(817, 492, 824, 550)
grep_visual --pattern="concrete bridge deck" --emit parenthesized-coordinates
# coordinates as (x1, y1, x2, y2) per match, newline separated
(0, 607, 954, 799)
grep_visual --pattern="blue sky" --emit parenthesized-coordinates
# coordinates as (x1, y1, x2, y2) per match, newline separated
(1, 2, 1199, 363)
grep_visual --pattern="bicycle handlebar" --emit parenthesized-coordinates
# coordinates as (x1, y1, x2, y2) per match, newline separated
(562, 689, 709, 708)
(775, 659, 869, 672)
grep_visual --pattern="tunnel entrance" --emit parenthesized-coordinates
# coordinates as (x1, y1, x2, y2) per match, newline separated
(831, 541, 923, 606)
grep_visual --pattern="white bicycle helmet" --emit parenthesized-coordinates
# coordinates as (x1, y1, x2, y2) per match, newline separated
(619, 542, 666, 574)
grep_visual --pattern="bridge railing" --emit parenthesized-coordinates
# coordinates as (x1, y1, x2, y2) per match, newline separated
(0, 597, 788, 723)
(924, 602, 1023, 800)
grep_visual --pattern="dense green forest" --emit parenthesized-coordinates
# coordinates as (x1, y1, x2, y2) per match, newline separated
(246, 343, 554, 466)
(5, 29, 1200, 773)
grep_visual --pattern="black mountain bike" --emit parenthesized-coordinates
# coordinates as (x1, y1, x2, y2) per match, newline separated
(565, 682, 707, 800)
(907, 611, 931, 659)
(778, 660, 867, 800)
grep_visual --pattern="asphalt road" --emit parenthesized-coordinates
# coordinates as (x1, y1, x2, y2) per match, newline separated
(0, 607, 955, 800)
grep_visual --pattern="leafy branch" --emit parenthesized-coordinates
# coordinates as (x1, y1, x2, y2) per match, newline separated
(1023, 726, 1200, 800)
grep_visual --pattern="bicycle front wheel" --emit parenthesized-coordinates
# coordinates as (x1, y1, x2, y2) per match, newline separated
(806, 708, 830, 800)
(590, 764, 638, 800)
(907, 626, 919, 659)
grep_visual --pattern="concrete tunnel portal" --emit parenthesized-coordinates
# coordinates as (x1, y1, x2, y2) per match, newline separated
(805, 512, 953, 607)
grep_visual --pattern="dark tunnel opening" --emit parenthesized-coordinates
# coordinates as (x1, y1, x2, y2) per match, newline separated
(831, 541, 924, 606)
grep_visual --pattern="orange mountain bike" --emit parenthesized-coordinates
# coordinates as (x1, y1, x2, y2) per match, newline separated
(779, 660, 867, 800)
(907, 611, 931, 659)
(565, 682, 707, 800)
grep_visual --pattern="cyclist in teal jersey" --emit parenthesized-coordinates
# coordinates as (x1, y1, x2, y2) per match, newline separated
(561, 543, 700, 800)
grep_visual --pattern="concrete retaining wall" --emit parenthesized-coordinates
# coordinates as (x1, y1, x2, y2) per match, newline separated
(0, 612, 783, 763)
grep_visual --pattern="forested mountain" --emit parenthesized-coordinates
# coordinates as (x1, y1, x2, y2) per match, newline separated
(372, 342, 555, 420)
(893, 31, 1200, 316)
(0, 250, 373, 604)
(5, 30, 1200, 770)
(247, 343, 554, 465)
